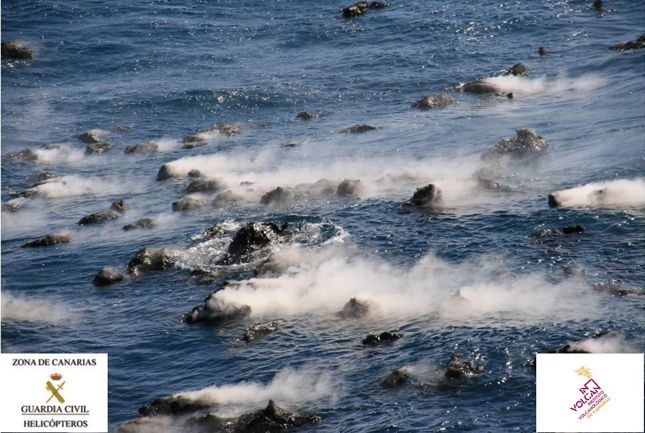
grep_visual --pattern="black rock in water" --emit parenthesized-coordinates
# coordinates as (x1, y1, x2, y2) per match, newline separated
(138, 395, 211, 417)
(128, 248, 174, 275)
(183, 298, 251, 326)
(21, 233, 71, 248)
(444, 354, 482, 380)
(93, 268, 126, 286)
(381, 368, 409, 388)
(85, 142, 113, 154)
(363, 331, 401, 346)
(227, 222, 291, 258)
(124, 141, 159, 155)
(336, 178, 363, 197)
(410, 184, 443, 208)
(296, 111, 318, 120)
(235, 400, 321, 433)
(483, 129, 548, 160)
(341, 124, 377, 133)
(337, 298, 370, 319)
(242, 320, 285, 342)
(123, 217, 156, 231)
(610, 34, 645, 51)
(561, 224, 585, 234)
(342, 1, 389, 19)
(2, 41, 33, 60)
(411, 93, 457, 109)
(260, 187, 292, 206)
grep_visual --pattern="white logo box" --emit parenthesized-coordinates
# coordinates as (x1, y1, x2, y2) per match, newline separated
(0, 353, 108, 433)
(536, 353, 643, 433)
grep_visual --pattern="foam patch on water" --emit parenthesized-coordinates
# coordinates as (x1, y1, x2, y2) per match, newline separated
(208, 244, 598, 324)
(159, 145, 491, 208)
(550, 178, 645, 208)
(1, 292, 69, 324)
(571, 333, 632, 353)
(28, 175, 128, 198)
(483, 74, 606, 95)
(180, 366, 340, 417)
(32, 143, 86, 163)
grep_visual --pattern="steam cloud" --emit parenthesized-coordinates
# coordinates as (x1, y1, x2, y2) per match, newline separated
(550, 178, 645, 208)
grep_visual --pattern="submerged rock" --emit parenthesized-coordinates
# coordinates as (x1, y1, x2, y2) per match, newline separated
(124, 141, 159, 155)
(235, 400, 320, 433)
(538, 47, 548, 56)
(610, 34, 645, 51)
(410, 184, 443, 208)
(242, 320, 285, 342)
(342, 1, 389, 18)
(483, 129, 548, 160)
(1, 41, 33, 60)
(411, 93, 457, 110)
(93, 267, 126, 286)
(128, 248, 174, 275)
(296, 111, 318, 120)
(336, 178, 363, 197)
(183, 298, 251, 326)
(337, 298, 370, 319)
(381, 368, 410, 388)
(6, 149, 38, 162)
(85, 142, 113, 154)
(172, 196, 206, 212)
(122, 217, 156, 231)
(185, 179, 223, 194)
(362, 331, 402, 346)
(78, 200, 126, 225)
(21, 233, 71, 248)
(592, 0, 603, 11)
(138, 395, 211, 417)
(341, 124, 377, 134)
(443, 354, 482, 380)
(227, 222, 291, 259)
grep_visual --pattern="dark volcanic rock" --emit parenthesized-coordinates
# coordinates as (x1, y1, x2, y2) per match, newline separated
(336, 178, 363, 197)
(505, 63, 528, 76)
(183, 298, 251, 326)
(2, 41, 33, 60)
(7, 149, 38, 162)
(547, 193, 560, 208)
(21, 233, 71, 248)
(592, 0, 603, 11)
(235, 400, 320, 433)
(156, 164, 175, 181)
(561, 224, 585, 234)
(260, 187, 292, 206)
(592, 282, 644, 297)
(342, 1, 389, 18)
(296, 111, 318, 120)
(444, 354, 482, 380)
(362, 331, 401, 346)
(128, 248, 174, 275)
(172, 197, 206, 212)
(30, 171, 59, 183)
(123, 217, 156, 231)
(461, 80, 499, 94)
(341, 124, 377, 133)
(185, 179, 223, 194)
(337, 298, 370, 319)
(76, 130, 105, 144)
(182, 123, 242, 148)
(242, 320, 285, 342)
(538, 47, 548, 56)
(93, 267, 126, 286)
(213, 190, 243, 206)
(483, 129, 548, 160)
(124, 141, 159, 155)
(411, 93, 457, 109)
(138, 395, 211, 417)
(227, 222, 291, 258)
(85, 142, 113, 154)
(410, 184, 443, 208)
(610, 34, 645, 51)
(381, 368, 410, 388)
(78, 200, 126, 225)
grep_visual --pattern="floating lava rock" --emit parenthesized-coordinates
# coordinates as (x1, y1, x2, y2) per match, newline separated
(182, 298, 251, 326)
(138, 395, 211, 417)
(185, 179, 223, 194)
(336, 178, 363, 197)
(227, 222, 291, 259)
(78, 200, 126, 225)
(124, 141, 159, 155)
(410, 184, 443, 208)
(242, 320, 285, 342)
(21, 233, 71, 248)
(340, 124, 377, 133)
(342, 1, 389, 18)
(172, 197, 206, 212)
(85, 142, 113, 154)
(296, 111, 318, 120)
(235, 400, 321, 433)
(505, 63, 528, 76)
(561, 224, 585, 234)
(337, 298, 370, 319)
(93, 267, 126, 286)
(128, 248, 174, 275)
(483, 129, 548, 160)
(381, 368, 410, 388)
(443, 354, 482, 380)
(610, 34, 645, 51)
(122, 217, 156, 231)
(411, 93, 457, 109)
(362, 331, 402, 346)
(1, 41, 33, 60)
(260, 187, 292, 206)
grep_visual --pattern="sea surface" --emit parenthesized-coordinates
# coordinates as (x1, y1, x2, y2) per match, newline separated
(2, 0, 644, 432)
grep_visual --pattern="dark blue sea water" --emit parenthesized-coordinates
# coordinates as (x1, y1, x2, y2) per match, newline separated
(2, 0, 644, 432)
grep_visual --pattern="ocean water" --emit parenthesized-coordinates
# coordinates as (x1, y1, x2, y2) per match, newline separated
(2, 0, 644, 431)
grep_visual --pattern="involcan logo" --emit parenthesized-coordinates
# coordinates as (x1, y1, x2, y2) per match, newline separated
(569, 366, 611, 420)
